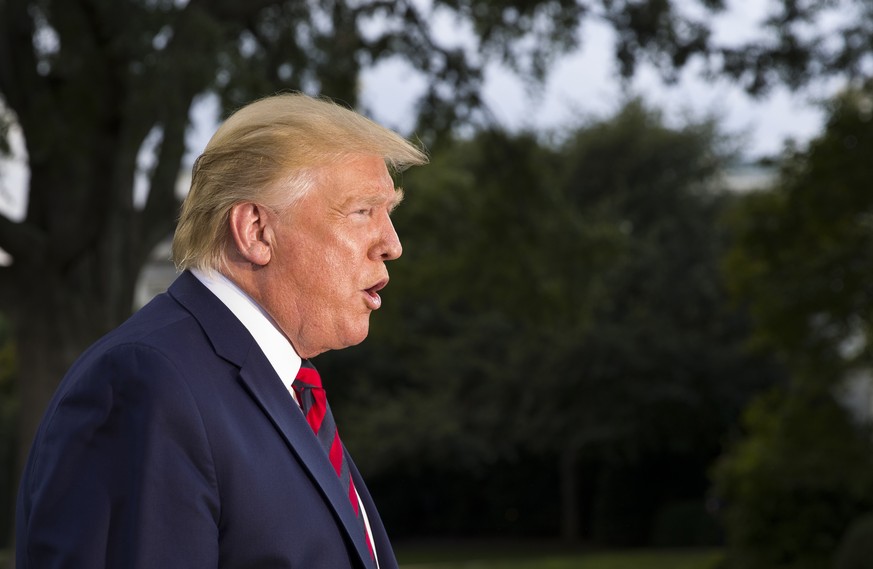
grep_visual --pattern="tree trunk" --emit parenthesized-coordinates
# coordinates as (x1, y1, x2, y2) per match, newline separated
(7, 257, 130, 562)
(560, 446, 581, 543)
(15, 304, 97, 485)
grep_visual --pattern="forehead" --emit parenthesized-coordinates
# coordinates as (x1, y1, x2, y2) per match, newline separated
(317, 154, 397, 202)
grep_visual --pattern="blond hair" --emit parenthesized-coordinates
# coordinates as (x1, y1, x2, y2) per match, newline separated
(172, 92, 428, 271)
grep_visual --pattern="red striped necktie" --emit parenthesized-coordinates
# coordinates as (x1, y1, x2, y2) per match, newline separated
(293, 360, 374, 559)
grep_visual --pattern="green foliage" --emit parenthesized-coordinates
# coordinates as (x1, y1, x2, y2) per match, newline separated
(716, 83, 873, 569)
(337, 100, 760, 471)
(329, 127, 627, 473)
(714, 1, 873, 95)
(723, 84, 873, 376)
(713, 387, 873, 569)
(323, 100, 778, 542)
(832, 512, 873, 569)
(534, 100, 769, 460)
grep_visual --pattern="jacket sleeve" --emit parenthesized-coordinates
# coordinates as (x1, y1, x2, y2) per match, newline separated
(17, 343, 221, 568)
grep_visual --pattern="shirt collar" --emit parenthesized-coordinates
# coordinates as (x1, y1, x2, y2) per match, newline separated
(191, 268, 301, 394)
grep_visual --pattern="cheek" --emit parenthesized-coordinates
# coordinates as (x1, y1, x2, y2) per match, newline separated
(318, 252, 350, 287)
(321, 240, 363, 280)
(294, 232, 364, 299)
(302, 255, 356, 313)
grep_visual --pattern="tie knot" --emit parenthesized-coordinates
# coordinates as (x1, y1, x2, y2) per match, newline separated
(293, 359, 323, 391)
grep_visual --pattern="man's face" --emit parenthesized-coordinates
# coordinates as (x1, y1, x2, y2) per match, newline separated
(262, 154, 403, 358)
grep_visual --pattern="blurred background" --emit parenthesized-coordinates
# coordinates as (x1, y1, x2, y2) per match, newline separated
(2, 1, 873, 568)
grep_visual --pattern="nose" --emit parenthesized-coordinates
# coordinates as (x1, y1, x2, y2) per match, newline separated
(374, 214, 402, 261)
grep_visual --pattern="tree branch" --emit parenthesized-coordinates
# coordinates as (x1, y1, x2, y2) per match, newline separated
(140, 102, 191, 257)
(200, 0, 287, 22)
(135, 0, 288, 253)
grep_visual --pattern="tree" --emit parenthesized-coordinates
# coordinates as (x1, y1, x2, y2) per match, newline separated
(713, 384, 873, 569)
(716, 83, 873, 568)
(682, 2, 873, 564)
(723, 83, 873, 382)
(522, 100, 778, 543)
(321, 101, 779, 543)
(327, 126, 632, 540)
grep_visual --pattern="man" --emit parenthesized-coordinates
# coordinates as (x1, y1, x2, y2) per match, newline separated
(16, 93, 428, 568)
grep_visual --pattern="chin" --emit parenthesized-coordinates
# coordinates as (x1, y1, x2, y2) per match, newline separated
(338, 324, 370, 350)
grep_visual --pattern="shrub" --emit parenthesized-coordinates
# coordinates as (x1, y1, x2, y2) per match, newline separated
(713, 386, 873, 569)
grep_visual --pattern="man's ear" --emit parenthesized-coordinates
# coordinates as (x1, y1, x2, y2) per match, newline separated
(228, 202, 274, 266)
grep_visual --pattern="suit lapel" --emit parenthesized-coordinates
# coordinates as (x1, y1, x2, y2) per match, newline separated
(237, 361, 376, 568)
(168, 271, 376, 569)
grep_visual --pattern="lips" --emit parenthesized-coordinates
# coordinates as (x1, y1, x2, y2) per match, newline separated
(363, 278, 388, 310)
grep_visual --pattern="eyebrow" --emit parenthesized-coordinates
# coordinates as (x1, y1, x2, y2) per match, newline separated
(347, 188, 405, 212)
(390, 188, 405, 212)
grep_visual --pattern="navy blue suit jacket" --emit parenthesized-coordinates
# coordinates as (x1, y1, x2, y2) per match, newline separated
(16, 271, 395, 569)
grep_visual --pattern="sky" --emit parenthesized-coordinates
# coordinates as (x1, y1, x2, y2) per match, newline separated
(358, 1, 830, 158)
(0, 0, 840, 226)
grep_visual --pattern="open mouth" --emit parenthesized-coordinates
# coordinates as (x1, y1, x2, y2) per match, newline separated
(363, 279, 388, 309)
